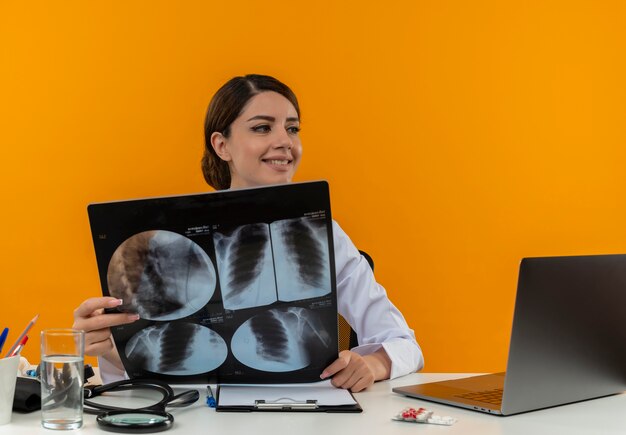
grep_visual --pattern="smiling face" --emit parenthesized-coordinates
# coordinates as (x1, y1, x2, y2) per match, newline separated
(210, 91, 302, 190)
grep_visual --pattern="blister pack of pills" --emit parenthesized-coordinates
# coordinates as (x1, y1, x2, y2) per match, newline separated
(392, 407, 457, 425)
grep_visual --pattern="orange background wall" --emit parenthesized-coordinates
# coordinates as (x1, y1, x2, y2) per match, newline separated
(1, 1, 625, 372)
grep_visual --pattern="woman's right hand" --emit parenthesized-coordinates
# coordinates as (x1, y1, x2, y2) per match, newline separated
(72, 297, 139, 367)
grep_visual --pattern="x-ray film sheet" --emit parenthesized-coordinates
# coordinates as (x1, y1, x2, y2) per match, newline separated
(88, 181, 338, 384)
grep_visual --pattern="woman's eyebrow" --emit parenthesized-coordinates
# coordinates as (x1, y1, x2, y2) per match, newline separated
(246, 115, 300, 123)
(246, 115, 275, 122)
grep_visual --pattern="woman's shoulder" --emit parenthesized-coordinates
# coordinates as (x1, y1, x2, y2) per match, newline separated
(331, 219, 354, 249)
(331, 219, 364, 273)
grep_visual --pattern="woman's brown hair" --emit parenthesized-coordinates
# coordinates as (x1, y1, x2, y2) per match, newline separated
(201, 74, 301, 190)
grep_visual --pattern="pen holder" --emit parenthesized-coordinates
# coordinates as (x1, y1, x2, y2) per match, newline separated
(0, 355, 20, 425)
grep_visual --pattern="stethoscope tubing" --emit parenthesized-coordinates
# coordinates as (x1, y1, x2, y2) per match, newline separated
(83, 378, 198, 415)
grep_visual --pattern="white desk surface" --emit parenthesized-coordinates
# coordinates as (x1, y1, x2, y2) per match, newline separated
(3, 373, 626, 435)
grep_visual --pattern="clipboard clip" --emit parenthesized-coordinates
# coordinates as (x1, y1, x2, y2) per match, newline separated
(254, 398, 319, 410)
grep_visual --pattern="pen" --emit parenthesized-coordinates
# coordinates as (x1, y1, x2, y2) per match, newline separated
(9, 335, 29, 358)
(4, 314, 39, 358)
(0, 328, 8, 355)
(206, 385, 216, 408)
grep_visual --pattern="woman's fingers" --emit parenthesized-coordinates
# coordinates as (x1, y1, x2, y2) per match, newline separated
(72, 296, 139, 357)
(85, 334, 115, 356)
(73, 311, 138, 333)
(73, 297, 123, 321)
(349, 375, 373, 393)
(73, 297, 138, 332)
(321, 350, 376, 392)
(320, 350, 351, 379)
(84, 327, 114, 346)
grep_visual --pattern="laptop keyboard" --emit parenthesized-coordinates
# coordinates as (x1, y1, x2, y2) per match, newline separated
(455, 388, 503, 405)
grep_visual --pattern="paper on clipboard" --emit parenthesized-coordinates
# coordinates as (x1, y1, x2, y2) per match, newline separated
(218, 380, 357, 407)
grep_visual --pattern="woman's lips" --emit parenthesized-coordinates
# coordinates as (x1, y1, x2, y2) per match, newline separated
(262, 159, 292, 171)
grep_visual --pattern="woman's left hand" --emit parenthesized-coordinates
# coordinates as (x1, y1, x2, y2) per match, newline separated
(320, 348, 391, 392)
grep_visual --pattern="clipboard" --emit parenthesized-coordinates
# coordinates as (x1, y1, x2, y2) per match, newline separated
(215, 382, 363, 413)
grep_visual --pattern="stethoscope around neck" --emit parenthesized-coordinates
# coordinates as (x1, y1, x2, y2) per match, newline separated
(83, 378, 199, 433)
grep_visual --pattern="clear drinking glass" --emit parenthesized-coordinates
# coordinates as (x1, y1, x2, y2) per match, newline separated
(40, 329, 85, 430)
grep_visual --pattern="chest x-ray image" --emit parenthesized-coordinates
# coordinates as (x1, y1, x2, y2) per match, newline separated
(271, 217, 331, 301)
(125, 322, 228, 375)
(231, 307, 332, 372)
(214, 217, 331, 311)
(213, 223, 276, 311)
(107, 230, 216, 321)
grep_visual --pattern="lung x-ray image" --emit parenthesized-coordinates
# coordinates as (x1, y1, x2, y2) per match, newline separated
(125, 322, 227, 375)
(231, 307, 332, 372)
(272, 217, 331, 301)
(214, 217, 331, 311)
(213, 223, 276, 310)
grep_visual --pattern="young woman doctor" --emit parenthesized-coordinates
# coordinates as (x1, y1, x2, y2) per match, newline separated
(73, 74, 423, 392)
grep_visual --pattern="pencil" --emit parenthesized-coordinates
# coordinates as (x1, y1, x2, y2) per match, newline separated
(4, 314, 39, 358)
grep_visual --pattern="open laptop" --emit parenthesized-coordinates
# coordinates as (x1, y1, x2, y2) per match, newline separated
(393, 254, 626, 415)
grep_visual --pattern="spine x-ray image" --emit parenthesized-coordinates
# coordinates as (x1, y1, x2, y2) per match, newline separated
(125, 322, 228, 375)
(271, 217, 331, 301)
(231, 307, 332, 372)
(107, 230, 216, 321)
(213, 223, 277, 311)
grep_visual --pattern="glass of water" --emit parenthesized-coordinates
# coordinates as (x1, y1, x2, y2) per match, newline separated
(40, 329, 85, 430)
